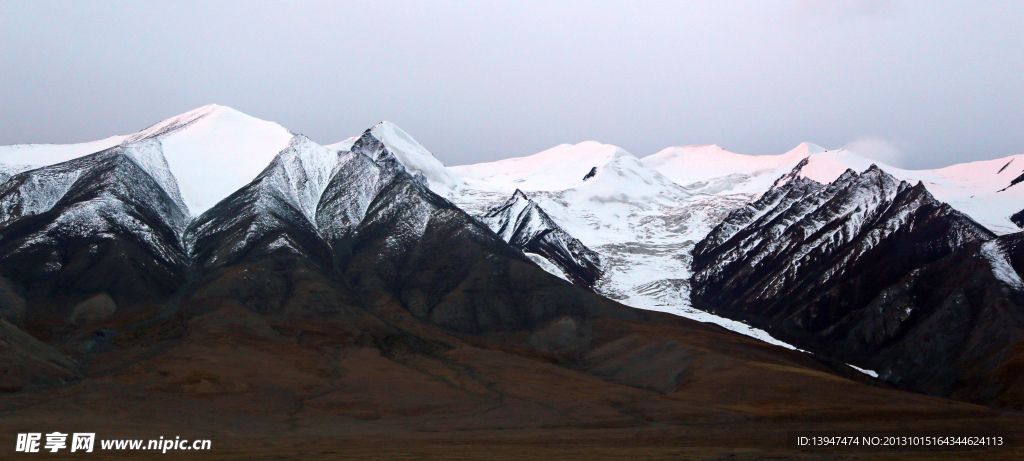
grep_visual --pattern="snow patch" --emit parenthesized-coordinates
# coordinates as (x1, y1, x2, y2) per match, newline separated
(847, 364, 879, 378)
(981, 240, 1024, 290)
(524, 252, 570, 282)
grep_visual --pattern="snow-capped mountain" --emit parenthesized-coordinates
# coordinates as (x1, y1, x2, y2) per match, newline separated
(642, 143, 811, 196)
(688, 163, 1016, 402)
(327, 122, 463, 196)
(450, 141, 797, 349)
(5, 104, 1024, 408)
(478, 190, 602, 288)
(691, 165, 993, 325)
(315, 126, 634, 334)
(0, 104, 295, 216)
(646, 142, 1024, 234)
(0, 146, 190, 337)
(185, 136, 338, 272)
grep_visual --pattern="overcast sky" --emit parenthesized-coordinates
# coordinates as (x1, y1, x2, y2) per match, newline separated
(1, 0, 1021, 169)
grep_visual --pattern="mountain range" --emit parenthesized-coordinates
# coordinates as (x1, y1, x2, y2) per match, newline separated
(2, 105, 1024, 456)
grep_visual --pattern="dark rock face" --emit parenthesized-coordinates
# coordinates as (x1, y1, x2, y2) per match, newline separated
(0, 148, 189, 339)
(185, 136, 337, 274)
(478, 190, 602, 288)
(692, 165, 992, 331)
(7, 125, 1024, 445)
(690, 164, 1024, 406)
(181, 136, 351, 320)
(822, 233, 1024, 408)
(1009, 208, 1024, 229)
(316, 132, 626, 334)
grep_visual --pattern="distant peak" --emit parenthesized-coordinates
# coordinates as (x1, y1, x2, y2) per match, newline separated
(360, 120, 463, 191)
(124, 104, 287, 145)
(566, 141, 635, 161)
(679, 144, 724, 151)
(368, 121, 435, 158)
(802, 142, 828, 154)
(786, 142, 828, 157)
(191, 103, 224, 111)
(836, 168, 859, 182)
(513, 189, 530, 201)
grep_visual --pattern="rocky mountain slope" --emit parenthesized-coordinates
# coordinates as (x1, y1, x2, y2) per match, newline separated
(450, 141, 809, 348)
(1, 109, 1019, 456)
(0, 147, 190, 343)
(687, 161, 1024, 406)
(477, 190, 602, 288)
(0, 104, 295, 215)
(647, 142, 1024, 235)
(3, 104, 1024, 422)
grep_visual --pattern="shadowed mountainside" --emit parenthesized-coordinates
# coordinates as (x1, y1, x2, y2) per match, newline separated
(1, 126, 1022, 459)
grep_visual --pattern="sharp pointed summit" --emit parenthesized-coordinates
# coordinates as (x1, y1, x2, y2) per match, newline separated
(333, 121, 463, 197)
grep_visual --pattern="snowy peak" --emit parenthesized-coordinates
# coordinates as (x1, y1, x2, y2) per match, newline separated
(784, 141, 828, 157)
(361, 121, 462, 195)
(451, 141, 636, 192)
(796, 149, 886, 185)
(0, 136, 126, 169)
(326, 136, 358, 153)
(644, 139, 1024, 224)
(123, 104, 223, 143)
(642, 143, 808, 196)
(136, 105, 296, 216)
(482, 189, 548, 242)
(0, 104, 296, 217)
(642, 141, 883, 197)
(693, 162, 993, 324)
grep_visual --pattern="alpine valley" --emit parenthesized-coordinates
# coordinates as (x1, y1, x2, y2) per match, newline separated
(2, 105, 1024, 458)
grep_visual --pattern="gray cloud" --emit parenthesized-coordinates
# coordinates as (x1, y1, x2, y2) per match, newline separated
(793, 0, 896, 19)
(0, 1, 1021, 170)
(845, 136, 908, 167)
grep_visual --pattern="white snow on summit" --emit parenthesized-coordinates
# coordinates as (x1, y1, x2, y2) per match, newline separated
(327, 122, 462, 197)
(645, 142, 1024, 234)
(0, 104, 295, 216)
(0, 136, 127, 168)
(326, 136, 358, 153)
(642, 144, 808, 196)
(451, 141, 797, 350)
(369, 121, 463, 195)
(452, 141, 633, 192)
(137, 105, 295, 215)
